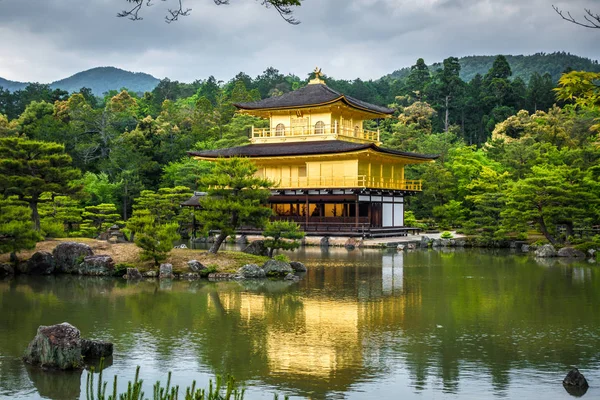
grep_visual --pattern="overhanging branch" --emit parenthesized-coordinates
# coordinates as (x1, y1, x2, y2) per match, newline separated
(553, 5, 600, 29)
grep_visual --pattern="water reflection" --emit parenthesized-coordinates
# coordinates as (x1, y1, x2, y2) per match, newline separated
(0, 249, 599, 399)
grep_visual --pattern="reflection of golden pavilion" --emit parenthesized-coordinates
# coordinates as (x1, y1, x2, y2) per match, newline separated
(188, 68, 437, 237)
(213, 254, 417, 382)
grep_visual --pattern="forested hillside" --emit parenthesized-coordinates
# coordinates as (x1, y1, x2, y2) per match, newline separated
(386, 52, 600, 83)
(1, 55, 598, 248)
(0, 77, 28, 92)
(49, 67, 160, 96)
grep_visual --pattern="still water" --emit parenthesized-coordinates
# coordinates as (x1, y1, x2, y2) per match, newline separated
(1, 247, 599, 399)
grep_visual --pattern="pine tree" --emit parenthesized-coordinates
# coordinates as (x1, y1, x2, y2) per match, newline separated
(0, 137, 81, 231)
(0, 196, 42, 262)
(263, 220, 305, 258)
(80, 203, 122, 237)
(198, 158, 273, 254)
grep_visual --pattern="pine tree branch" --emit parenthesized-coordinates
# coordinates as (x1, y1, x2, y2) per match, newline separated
(117, 0, 301, 24)
(553, 5, 600, 29)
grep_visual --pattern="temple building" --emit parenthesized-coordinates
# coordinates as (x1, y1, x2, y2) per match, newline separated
(188, 68, 437, 237)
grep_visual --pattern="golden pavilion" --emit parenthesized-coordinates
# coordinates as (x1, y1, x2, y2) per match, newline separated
(188, 68, 437, 237)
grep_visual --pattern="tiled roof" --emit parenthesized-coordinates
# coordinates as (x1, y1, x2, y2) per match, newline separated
(234, 84, 394, 115)
(188, 141, 438, 160)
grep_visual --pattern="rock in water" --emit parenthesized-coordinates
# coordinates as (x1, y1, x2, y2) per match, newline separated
(78, 255, 115, 276)
(24, 251, 55, 275)
(284, 273, 300, 282)
(242, 240, 269, 256)
(52, 242, 94, 274)
(159, 263, 173, 279)
(23, 323, 83, 370)
(81, 339, 113, 359)
(557, 247, 586, 258)
(534, 244, 557, 258)
(563, 368, 589, 396)
(237, 264, 266, 278)
(263, 260, 293, 277)
(289, 261, 307, 272)
(320, 237, 330, 248)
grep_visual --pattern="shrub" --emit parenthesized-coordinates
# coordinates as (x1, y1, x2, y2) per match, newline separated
(41, 219, 66, 238)
(263, 220, 305, 258)
(132, 215, 180, 266)
(441, 231, 454, 239)
(274, 254, 290, 263)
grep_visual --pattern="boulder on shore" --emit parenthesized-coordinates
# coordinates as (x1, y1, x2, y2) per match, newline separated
(159, 263, 173, 279)
(78, 255, 115, 276)
(534, 244, 557, 258)
(557, 247, 586, 258)
(242, 240, 269, 256)
(52, 242, 94, 274)
(0, 263, 14, 277)
(289, 261, 307, 272)
(187, 260, 207, 273)
(126, 268, 143, 280)
(237, 264, 266, 278)
(284, 273, 300, 282)
(263, 260, 293, 277)
(23, 323, 83, 370)
(24, 251, 55, 275)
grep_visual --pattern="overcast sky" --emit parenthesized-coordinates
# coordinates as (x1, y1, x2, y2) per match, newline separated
(0, 0, 598, 83)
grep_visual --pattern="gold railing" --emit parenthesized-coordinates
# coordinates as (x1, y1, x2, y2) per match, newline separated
(251, 124, 380, 143)
(273, 175, 422, 191)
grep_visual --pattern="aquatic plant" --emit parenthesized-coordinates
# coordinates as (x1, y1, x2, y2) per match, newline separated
(85, 360, 287, 400)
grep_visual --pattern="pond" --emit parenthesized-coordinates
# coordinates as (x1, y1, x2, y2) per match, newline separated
(1, 247, 599, 399)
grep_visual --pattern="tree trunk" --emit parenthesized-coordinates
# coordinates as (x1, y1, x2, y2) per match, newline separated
(29, 201, 41, 232)
(268, 247, 274, 258)
(538, 217, 557, 245)
(209, 232, 228, 254)
(444, 95, 450, 132)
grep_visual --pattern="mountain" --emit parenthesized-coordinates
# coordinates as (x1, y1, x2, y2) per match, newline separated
(0, 67, 160, 96)
(49, 67, 160, 95)
(384, 52, 600, 83)
(0, 77, 28, 92)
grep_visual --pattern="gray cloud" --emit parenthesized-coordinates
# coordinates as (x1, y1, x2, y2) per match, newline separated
(0, 0, 598, 83)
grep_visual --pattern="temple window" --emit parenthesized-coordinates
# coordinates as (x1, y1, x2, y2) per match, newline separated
(315, 121, 325, 135)
(275, 123, 285, 136)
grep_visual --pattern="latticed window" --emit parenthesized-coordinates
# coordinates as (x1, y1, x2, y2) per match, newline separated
(314, 121, 325, 135)
(275, 123, 285, 136)
(354, 125, 360, 137)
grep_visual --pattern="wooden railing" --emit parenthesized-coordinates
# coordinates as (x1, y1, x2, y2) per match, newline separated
(273, 175, 422, 191)
(251, 123, 380, 143)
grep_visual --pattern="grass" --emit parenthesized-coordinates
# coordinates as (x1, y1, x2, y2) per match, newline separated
(0, 238, 269, 274)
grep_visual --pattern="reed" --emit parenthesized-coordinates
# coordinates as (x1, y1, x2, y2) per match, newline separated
(85, 359, 287, 400)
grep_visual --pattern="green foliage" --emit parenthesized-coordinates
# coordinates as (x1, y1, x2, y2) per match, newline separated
(81, 204, 123, 238)
(130, 215, 180, 266)
(39, 193, 83, 236)
(273, 254, 290, 263)
(440, 231, 454, 239)
(78, 172, 122, 207)
(0, 137, 81, 231)
(263, 220, 305, 258)
(0, 195, 41, 258)
(197, 158, 273, 254)
(114, 263, 135, 277)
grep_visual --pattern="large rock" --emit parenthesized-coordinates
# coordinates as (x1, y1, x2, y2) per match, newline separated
(187, 260, 207, 273)
(557, 247, 586, 258)
(263, 260, 293, 277)
(23, 323, 83, 370)
(81, 339, 113, 359)
(237, 264, 266, 278)
(78, 255, 115, 276)
(0, 263, 14, 277)
(563, 368, 588, 396)
(284, 273, 300, 282)
(344, 238, 359, 250)
(320, 237, 330, 248)
(159, 263, 173, 279)
(24, 251, 55, 275)
(420, 236, 431, 248)
(126, 268, 143, 280)
(242, 240, 269, 256)
(521, 244, 531, 252)
(535, 244, 557, 258)
(289, 261, 307, 272)
(52, 242, 94, 274)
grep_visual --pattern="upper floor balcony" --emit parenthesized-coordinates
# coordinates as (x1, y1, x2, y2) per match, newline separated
(250, 123, 381, 145)
(273, 175, 422, 192)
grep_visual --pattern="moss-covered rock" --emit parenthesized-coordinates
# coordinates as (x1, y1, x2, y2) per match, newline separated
(23, 323, 83, 370)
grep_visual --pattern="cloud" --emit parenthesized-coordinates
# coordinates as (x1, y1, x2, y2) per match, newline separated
(0, 0, 597, 83)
